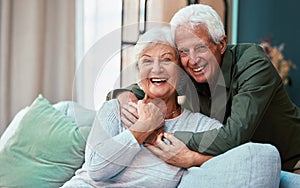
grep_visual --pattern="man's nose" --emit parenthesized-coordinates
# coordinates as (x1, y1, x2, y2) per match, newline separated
(188, 50, 198, 64)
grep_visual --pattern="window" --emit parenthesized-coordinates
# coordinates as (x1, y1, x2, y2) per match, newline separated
(75, 0, 122, 110)
(75, 0, 234, 110)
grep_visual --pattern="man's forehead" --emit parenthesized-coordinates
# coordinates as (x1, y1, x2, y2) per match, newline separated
(175, 25, 210, 47)
(176, 23, 207, 34)
(175, 32, 204, 47)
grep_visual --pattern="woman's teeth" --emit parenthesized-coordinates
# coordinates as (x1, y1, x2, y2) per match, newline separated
(150, 78, 167, 83)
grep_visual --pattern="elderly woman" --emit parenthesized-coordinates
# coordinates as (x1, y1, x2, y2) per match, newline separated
(62, 27, 280, 187)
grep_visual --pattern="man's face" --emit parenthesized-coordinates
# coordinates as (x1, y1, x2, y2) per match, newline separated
(175, 25, 225, 84)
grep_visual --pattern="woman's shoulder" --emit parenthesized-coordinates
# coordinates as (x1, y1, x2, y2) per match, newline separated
(181, 108, 205, 118)
(96, 99, 120, 120)
(180, 108, 223, 130)
(98, 99, 119, 111)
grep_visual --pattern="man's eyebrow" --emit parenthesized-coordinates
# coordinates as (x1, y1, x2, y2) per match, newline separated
(177, 43, 207, 49)
(177, 47, 187, 50)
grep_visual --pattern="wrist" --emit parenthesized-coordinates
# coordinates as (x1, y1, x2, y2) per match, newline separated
(190, 151, 214, 167)
(129, 121, 152, 145)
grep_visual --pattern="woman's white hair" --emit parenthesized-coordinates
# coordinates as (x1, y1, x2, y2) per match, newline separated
(170, 4, 225, 44)
(135, 26, 176, 62)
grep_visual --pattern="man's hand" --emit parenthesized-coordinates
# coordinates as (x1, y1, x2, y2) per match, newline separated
(116, 91, 138, 128)
(144, 128, 165, 145)
(145, 132, 213, 168)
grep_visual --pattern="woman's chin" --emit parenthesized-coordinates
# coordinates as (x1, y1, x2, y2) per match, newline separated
(148, 89, 171, 99)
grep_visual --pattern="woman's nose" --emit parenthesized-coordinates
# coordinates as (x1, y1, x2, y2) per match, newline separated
(151, 61, 163, 72)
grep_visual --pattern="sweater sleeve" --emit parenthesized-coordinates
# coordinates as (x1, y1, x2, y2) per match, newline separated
(174, 45, 281, 155)
(106, 83, 145, 101)
(85, 100, 141, 181)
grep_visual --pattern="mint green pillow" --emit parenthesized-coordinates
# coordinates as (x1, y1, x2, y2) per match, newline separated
(0, 95, 91, 188)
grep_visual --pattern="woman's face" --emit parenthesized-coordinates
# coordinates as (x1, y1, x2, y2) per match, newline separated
(175, 24, 226, 84)
(138, 43, 179, 100)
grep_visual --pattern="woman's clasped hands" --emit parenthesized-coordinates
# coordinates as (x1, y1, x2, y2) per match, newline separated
(128, 94, 165, 145)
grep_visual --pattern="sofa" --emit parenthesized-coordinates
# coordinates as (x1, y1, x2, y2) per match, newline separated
(0, 95, 95, 187)
(0, 95, 299, 187)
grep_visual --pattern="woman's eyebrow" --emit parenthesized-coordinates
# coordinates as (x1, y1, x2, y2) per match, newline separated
(141, 53, 152, 58)
(161, 52, 175, 57)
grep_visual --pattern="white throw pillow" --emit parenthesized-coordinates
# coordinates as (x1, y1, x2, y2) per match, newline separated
(0, 107, 29, 151)
(53, 101, 96, 127)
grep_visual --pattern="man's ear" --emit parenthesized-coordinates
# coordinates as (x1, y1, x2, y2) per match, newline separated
(219, 36, 227, 55)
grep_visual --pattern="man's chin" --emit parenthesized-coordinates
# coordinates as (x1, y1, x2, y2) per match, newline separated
(193, 76, 208, 84)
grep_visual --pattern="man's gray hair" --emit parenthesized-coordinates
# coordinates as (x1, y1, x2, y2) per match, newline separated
(170, 4, 225, 44)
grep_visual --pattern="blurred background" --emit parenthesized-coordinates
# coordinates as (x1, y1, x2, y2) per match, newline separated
(0, 0, 299, 136)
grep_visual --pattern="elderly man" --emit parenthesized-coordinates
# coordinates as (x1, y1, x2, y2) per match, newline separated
(108, 4, 300, 186)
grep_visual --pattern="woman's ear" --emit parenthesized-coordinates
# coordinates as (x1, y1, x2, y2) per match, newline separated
(136, 61, 140, 70)
(135, 61, 142, 85)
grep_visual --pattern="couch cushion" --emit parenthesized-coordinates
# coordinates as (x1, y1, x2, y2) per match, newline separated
(0, 95, 91, 188)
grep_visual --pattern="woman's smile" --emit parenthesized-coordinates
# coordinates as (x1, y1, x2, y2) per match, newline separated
(149, 77, 169, 87)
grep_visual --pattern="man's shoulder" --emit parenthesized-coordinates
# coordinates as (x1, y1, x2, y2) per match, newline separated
(227, 43, 263, 54)
(227, 43, 269, 64)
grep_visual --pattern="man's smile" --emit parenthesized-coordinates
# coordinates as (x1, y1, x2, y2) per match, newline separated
(191, 63, 208, 72)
